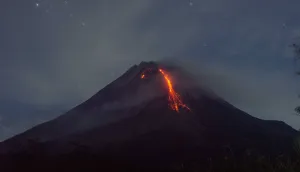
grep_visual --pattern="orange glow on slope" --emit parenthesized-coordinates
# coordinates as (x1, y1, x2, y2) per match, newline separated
(158, 69, 191, 112)
(140, 68, 190, 112)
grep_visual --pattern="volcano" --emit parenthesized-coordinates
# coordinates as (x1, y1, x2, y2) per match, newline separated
(0, 61, 298, 171)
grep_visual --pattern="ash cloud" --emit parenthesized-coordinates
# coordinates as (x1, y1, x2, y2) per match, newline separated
(169, 59, 300, 130)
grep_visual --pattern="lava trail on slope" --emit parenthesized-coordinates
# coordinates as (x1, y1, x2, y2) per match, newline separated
(141, 68, 191, 112)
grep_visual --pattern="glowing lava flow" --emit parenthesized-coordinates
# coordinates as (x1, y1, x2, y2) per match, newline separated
(140, 68, 191, 112)
(158, 69, 190, 112)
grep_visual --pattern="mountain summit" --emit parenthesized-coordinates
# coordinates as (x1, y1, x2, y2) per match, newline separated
(0, 61, 298, 171)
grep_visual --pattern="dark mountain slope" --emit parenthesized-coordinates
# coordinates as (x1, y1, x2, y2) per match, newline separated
(0, 61, 298, 171)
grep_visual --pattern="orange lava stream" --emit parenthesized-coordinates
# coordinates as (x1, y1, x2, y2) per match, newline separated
(158, 69, 191, 112)
(140, 68, 191, 112)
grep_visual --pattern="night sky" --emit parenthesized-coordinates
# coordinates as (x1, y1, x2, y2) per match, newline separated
(1, 0, 300, 140)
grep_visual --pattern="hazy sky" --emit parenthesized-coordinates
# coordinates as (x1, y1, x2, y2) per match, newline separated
(1, 0, 300, 140)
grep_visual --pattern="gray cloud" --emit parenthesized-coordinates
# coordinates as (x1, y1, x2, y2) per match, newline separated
(0, 0, 300, 135)
(176, 59, 300, 129)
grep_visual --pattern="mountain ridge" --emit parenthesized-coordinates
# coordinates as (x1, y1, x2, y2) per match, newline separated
(0, 61, 298, 171)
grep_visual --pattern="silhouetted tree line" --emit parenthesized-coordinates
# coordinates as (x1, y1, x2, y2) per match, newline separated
(1, 139, 300, 172)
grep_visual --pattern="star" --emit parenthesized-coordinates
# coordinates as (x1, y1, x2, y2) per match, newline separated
(35, 3, 40, 8)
